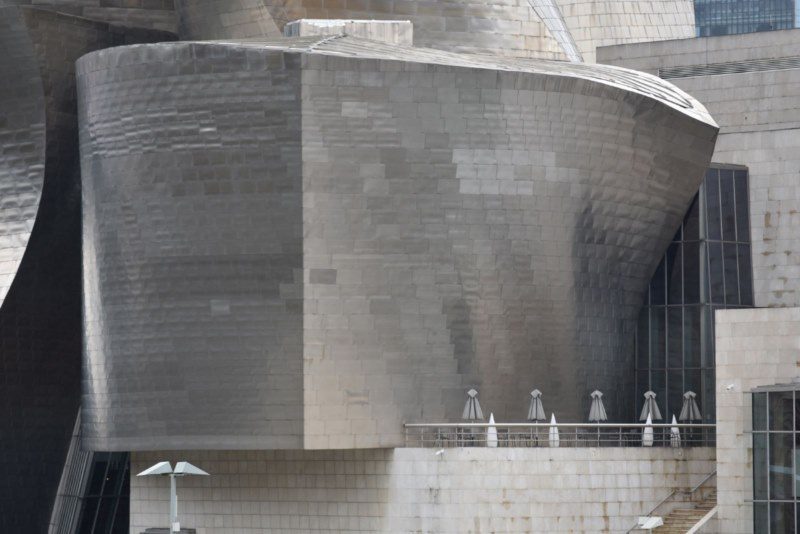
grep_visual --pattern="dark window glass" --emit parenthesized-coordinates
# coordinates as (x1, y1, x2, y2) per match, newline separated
(651, 258, 666, 305)
(701, 307, 715, 368)
(701, 368, 714, 422)
(651, 370, 666, 420)
(111, 496, 129, 534)
(667, 307, 683, 369)
(753, 432, 768, 500)
(667, 243, 682, 305)
(636, 311, 649, 370)
(668, 369, 683, 421)
(87, 453, 109, 496)
(769, 432, 794, 500)
(753, 392, 767, 431)
(708, 242, 724, 304)
(770, 391, 794, 431)
(754, 501, 768, 534)
(683, 196, 700, 241)
(683, 241, 701, 304)
(724, 243, 740, 305)
(734, 170, 750, 242)
(770, 501, 795, 534)
(683, 305, 702, 368)
(705, 170, 722, 241)
(738, 244, 754, 306)
(650, 308, 666, 369)
(77, 497, 99, 533)
(94, 497, 118, 533)
(685, 369, 702, 405)
(720, 169, 736, 240)
(637, 369, 650, 418)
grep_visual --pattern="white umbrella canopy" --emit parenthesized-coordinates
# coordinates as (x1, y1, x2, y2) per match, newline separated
(487, 413, 498, 447)
(462, 388, 484, 420)
(642, 413, 654, 447)
(588, 390, 608, 422)
(670, 414, 681, 448)
(639, 391, 663, 421)
(679, 391, 702, 422)
(549, 413, 560, 448)
(528, 389, 546, 421)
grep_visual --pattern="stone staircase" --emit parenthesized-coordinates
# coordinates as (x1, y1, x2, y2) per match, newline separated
(654, 490, 717, 533)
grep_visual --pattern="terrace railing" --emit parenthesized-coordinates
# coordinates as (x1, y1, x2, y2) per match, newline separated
(403, 422, 716, 448)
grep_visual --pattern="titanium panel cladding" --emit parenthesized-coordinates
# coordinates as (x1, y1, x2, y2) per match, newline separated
(78, 37, 718, 450)
(0, 6, 174, 531)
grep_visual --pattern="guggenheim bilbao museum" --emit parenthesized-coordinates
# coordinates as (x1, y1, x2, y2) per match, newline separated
(3, 0, 800, 532)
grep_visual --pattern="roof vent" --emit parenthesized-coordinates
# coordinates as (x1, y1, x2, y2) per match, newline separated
(283, 19, 413, 46)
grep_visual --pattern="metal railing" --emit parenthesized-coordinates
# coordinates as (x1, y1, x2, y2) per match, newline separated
(404, 422, 716, 448)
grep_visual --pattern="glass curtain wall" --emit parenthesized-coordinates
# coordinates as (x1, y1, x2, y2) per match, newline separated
(634, 165, 753, 423)
(75, 452, 130, 534)
(695, 0, 797, 36)
(752, 387, 800, 533)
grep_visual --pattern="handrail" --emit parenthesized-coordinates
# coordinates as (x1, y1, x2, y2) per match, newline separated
(690, 470, 717, 494)
(626, 469, 717, 533)
(404, 422, 715, 428)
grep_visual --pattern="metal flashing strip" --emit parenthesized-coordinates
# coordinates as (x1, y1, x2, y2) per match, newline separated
(660, 56, 800, 79)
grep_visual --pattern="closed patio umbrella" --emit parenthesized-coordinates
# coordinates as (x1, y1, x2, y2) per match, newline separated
(679, 391, 702, 422)
(588, 390, 608, 422)
(527, 389, 546, 422)
(639, 391, 663, 421)
(462, 388, 484, 420)
(549, 413, 560, 448)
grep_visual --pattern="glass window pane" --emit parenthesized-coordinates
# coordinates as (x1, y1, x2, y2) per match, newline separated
(683, 195, 700, 242)
(701, 307, 715, 368)
(77, 497, 99, 534)
(651, 258, 666, 306)
(684, 305, 702, 368)
(705, 170, 722, 241)
(738, 244, 753, 306)
(770, 501, 795, 534)
(650, 308, 666, 369)
(636, 311, 649, 371)
(770, 391, 794, 431)
(668, 369, 683, 421)
(753, 432, 768, 500)
(651, 370, 666, 420)
(666, 243, 682, 305)
(769, 432, 794, 500)
(111, 495, 129, 534)
(87, 453, 110, 496)
(683, 241, 701, 304)
(734, 170, 749, 242)
(753, 501, 768, 534)
(708, 242, 724, 304)
(701, 368, 713, 423)
(753, 392, 767, 431)
(724, 243, 740, 305)
(94, 497, 118, 533)
(667, 307, 683, 369)
(720, 169, 736, 241)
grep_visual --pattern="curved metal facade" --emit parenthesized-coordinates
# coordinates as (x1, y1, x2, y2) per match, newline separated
(78, 37, 717, 450)
(0, 7, 173, 530)
(172, 0, 695, 61)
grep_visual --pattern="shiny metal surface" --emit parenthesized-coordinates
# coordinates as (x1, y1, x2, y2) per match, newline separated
(79, 36, 717, 451)
(173, 0, 695, 62)
(0, 7, 173, 531)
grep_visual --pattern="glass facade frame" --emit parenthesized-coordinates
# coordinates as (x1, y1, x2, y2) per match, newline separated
(695, 0, 798, 37)
(635, 165, 753, 422)
(752, 387, 800, 534)
(75, 452, 130, 534)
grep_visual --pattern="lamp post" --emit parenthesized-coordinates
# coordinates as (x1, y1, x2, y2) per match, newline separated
(136, 461, 210, 533)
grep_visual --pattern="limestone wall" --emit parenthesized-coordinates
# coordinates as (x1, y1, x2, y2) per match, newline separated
(714, 307, 800, 533)
(131, 447, 715, 533)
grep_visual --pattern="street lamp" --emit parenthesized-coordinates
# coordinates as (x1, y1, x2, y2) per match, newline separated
(136, 461, 210, 533)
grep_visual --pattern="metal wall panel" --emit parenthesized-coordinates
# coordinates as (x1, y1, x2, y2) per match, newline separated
(0, 7, 173, 531)
(78, 37, 717, 450)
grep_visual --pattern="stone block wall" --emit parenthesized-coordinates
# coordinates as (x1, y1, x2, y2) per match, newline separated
(715, 307, 800, 533)
(131, 447, 715, 533)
